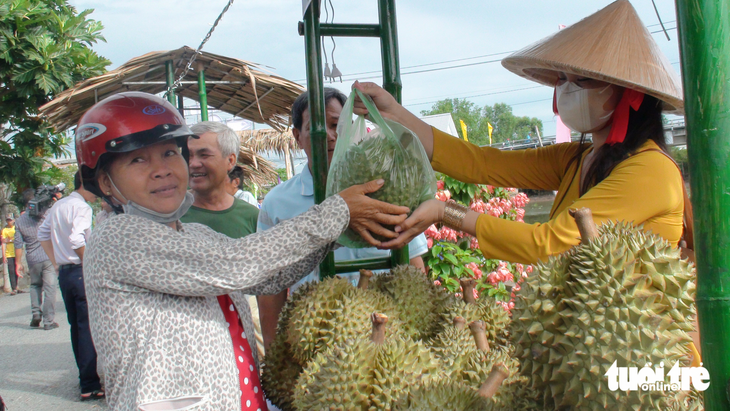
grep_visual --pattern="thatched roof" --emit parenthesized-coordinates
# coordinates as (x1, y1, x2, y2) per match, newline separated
(238, 145, 279, 187)
(238, 129, 297, 156)
(38, 46, 304, 132)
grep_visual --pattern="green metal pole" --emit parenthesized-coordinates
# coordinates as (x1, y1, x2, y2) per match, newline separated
(165, 60, 176, 105)
(379, 0, 409, 266)
(177, 95, 184, 118)
(303, 2, 336, 280)
(197, 64, 209, 122)
(676, 0, 730, 409)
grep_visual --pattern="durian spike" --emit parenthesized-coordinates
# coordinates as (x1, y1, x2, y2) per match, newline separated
(460, 278, 477, 304)
(477, 363, 509, 399)
(569, 207, 599, 244)
(469, 320, 490, 352)
(358, 269, 374, 289)
(371, 312, 388, 344)
(453, 316, 466, 330)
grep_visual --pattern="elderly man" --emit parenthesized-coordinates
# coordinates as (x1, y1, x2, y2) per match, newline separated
(257, 87, 428, 349)
(181, 122, 259, 235)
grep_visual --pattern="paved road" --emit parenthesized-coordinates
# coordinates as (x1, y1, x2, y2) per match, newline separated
(0, 288, 108, 411)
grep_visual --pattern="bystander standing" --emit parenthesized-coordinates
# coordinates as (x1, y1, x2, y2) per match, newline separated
(2, 214, 21, 295)
(15, 189, 58, 329)
(227, 165, 258, 206)
(38, 172, 104, 401)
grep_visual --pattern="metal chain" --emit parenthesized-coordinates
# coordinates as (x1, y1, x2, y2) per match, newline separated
(165, 0, 235, 97)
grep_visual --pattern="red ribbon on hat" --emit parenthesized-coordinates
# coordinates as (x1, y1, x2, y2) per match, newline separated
(605, 89, 644, 145)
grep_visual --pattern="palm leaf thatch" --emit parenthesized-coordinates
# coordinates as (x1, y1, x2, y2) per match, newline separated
(238, 129, 297, 156)
(238, 145, 279, 187)
(38, 46, 304, 132)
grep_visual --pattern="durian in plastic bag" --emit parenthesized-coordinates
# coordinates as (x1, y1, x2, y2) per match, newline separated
(326, 89, 437, 248)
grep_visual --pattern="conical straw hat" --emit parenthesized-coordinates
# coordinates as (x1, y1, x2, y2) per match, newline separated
(501, 0, 683, 112)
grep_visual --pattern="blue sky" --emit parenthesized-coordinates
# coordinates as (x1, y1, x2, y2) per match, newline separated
(69, 0, 682, 136)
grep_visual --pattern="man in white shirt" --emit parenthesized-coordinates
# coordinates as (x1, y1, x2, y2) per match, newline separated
(257, 88, 428, 349)
(227, 165, 258, 206)
(38, 172, 104, 401)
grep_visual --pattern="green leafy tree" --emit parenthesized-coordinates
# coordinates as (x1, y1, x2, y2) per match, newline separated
(422, 99, 543, 146)
(0, 0, 110, 212)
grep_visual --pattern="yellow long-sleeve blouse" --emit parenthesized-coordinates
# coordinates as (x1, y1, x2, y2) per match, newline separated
(430, 127, 684, 265)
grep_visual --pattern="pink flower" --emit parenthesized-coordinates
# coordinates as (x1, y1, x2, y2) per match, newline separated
(466, 262, 483, 280)
(508, 301, 515, 309)
(469, 237, 480, 250)
(439, 226, 458, 242)
(473, 288, 479, 300)
(424, 224, 440, 240)
(515, 208, 526, 220)
(498, 198, 513, 214)
(515, 263, 524, 274)
(434, 280, 441, 286)
(512, 192, 530, 208)
(513, 284, 521, 292)
(427, 237, 433, 248)
(470, 199, 487, 214)
(484, 185, 495, 194)
(435, 191, 451, 202)
(436, 180, 445, 190)
(526, 265, 534, 273)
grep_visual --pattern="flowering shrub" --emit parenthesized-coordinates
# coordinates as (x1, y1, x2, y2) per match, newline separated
(426, 174, 532, 311)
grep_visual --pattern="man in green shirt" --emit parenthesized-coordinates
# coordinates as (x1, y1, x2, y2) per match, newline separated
(181, 121, 259, 236)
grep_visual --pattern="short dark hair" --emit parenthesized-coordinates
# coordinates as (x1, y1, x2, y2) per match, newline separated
(291, 87, 347, 131)
(22, 189, 35, 207)
(74, 170, 82, 190)
(228, 165, 245, 190)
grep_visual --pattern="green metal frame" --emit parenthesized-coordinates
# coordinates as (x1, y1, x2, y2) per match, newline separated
(165, 60, 176, 105)
(302, 0, 409, 280)
(676, 1, 730, 409)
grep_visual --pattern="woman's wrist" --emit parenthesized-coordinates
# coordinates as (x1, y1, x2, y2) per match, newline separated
(442, 201, 469, 230)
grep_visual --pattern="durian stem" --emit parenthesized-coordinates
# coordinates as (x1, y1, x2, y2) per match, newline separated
(453, 316, 466, 330)
(460, 278, 477, 304)
(469, 320, 490, 352)
(569, 208, 599, 244)
(477, 363, 509, 399)
(358, 269, 374, 289)
(371, 313, 388, 344)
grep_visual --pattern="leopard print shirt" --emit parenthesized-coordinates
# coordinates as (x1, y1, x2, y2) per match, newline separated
(85, 195, 349, 411)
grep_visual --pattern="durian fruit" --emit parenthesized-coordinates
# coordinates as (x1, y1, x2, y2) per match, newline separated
(394, 363, 510, 411)
(293, 313, 441, 411)
(445, 278, 511, 348)
(260, 332, 301, 411)
(512, 208, 697, 410)
(261, 281, 321, 410)
(370, 265, 454, 339)
(285, 276, 404, 363)
(430, 317, 534, 410)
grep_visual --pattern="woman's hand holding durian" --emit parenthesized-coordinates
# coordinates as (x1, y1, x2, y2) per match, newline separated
(377, 199, 480, 250)
(339, 179, 410, 247)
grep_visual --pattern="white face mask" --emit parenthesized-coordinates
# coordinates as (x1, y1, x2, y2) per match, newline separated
(108, 177, 193, 224)
(556, 82, 617, 133)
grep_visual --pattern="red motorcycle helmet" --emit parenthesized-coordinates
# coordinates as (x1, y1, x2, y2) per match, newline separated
(76, 91, 197, 197)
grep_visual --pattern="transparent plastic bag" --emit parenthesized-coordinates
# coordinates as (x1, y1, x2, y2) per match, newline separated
(326, 89, 437, 248)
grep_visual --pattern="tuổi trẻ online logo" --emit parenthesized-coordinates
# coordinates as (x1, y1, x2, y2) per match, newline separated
(605, 361, 710, 392)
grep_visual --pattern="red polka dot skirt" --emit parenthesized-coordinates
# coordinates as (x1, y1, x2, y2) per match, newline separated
(217, 295, 268, 411)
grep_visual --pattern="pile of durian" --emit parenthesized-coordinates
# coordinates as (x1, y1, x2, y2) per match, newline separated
(262, 208, 702, 411)
(261, 265, 532, 411)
